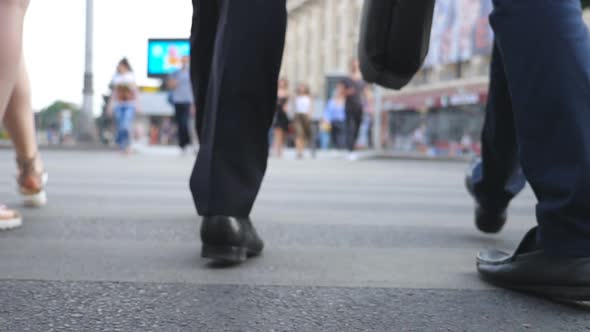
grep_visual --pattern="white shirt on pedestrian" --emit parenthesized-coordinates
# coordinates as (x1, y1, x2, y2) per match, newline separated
(295, 95, 312, 114)
(111, 72, 136, 88)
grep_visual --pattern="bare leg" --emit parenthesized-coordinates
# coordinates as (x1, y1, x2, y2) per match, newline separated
(4, 60, 43, 169)
(295, 137, 305, 158)
(0, 0, 29, 118)
(0, 0, 31, 227)
(274, 128, 284, 157)
(4, 59, 46, 207)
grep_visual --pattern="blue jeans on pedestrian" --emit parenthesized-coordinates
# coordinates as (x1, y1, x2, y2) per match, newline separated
(114, 104, 135, 150)
(319, 129, 331, 150)
(478, 0, 590, 255)
(330, 121, 346, 149)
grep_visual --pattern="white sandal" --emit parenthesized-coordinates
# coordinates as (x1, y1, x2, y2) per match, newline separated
(17, 154, 48, 207)
(0, 205, 22, 230)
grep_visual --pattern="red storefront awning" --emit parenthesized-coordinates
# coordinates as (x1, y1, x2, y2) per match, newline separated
(383, 81, 489, 111)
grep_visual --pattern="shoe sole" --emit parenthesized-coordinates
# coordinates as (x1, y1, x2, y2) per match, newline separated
(20, 173, 48, 208)
(201, 245, 259, 265)
(466, 175, 506, 234)
(0, 217, 22, 231)
(22, 190, 47, 208)
(480, 274, 590, 301)
(475, 210, 506, 234)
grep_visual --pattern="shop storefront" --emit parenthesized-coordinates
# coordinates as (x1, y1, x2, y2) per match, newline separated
(383, 81, 488, 157)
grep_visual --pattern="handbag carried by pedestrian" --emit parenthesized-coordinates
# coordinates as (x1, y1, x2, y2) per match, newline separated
(358, 0, 435, 90)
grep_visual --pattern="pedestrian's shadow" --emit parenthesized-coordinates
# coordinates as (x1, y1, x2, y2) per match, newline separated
(547, 298, 590, 312)
(203, 255, 261, 270)
(487, 282, 590, 313)
(453, 233, 518, 250)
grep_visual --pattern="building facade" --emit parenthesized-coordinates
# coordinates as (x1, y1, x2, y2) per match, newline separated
(284, 0, 492, 155)
(284, 1, 590, 155)
(283, 0, 364, 98)
(285, 0, 492, 104)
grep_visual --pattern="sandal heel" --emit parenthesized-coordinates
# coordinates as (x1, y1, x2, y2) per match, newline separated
(22, 190, 47, 207)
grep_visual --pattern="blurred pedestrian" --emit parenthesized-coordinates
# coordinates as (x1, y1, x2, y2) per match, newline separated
(324, 81, 347, 149)
(412, 124, 428, 153)
(272, 78, 289, 158)
(59, 110, 73, 145)
(0, 0, 49, 230)
(363, 87, 375, 148)
(167, 55, 195, 155)
(160, 117, 174, 145)
(460, 132, 473, 156)
(149, 122, 159, 145)
(47, 121, 59, 145)
(343, 59, 366, 160)
(293, 83, 312, 159)
(318, 120, 331, 150)
(107, 58, 139, 155)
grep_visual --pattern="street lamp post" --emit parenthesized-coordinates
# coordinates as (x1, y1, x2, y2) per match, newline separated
(78, 0, 96, 142)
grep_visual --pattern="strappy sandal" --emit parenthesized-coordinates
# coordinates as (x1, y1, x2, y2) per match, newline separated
(0, 205, 22, 230)
(17, 154, 48, 207)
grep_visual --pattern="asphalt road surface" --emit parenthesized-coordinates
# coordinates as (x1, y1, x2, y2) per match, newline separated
(0, 150, 588, 331)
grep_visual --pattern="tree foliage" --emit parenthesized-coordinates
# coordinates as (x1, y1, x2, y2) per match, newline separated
(37, 100, 80, 130)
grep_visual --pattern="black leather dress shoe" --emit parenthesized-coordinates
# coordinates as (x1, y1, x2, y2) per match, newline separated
(465, 174, 507, 234)
(200, 216, 264, 264)
(477, 227, 590, 301)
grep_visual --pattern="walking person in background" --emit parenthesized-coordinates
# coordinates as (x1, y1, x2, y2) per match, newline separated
(0, 0, 49, 230)
(318, 119, 331, 150)
(107, 58, 139, 155)
(272, 78, 289, 158)
(412, 124, 429, 154)
(343, 59, 366, 160)
(167, 55, 195, 155)
(59, 110, 73, 145)
(160, 117, 174, 145)
(293, 83, 312, 159)
(363, 87, 375, 149)
(324, 81, 347, 150)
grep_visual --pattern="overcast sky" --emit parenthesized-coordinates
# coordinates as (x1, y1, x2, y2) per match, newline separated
(24, 0, 193, 112)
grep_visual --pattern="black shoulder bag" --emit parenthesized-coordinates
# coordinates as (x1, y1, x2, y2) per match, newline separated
(358, 0, 436, 90)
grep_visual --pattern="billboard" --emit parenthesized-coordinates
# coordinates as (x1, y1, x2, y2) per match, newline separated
(425, 0, 494, 66)
(147, 39, 190, 78)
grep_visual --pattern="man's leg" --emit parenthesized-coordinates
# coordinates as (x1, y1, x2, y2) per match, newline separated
(345, 111, 361, 152)
(345, 113, 354, 151)
(477, 0, 590, 300)
(190, 0, 218, 141)
(336, 122, 346, 149)
(173, 103, 190, 149)
(190, 0, 286, 217)
(468, 43, 526, 233)
(189, 0, 287, 263)
(366, 114, 374, 148)
(173, 104, 182, 147)
(179, 105, 191, 148)
(492, 0, 590, 254)
(331, 122, 343, 149)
